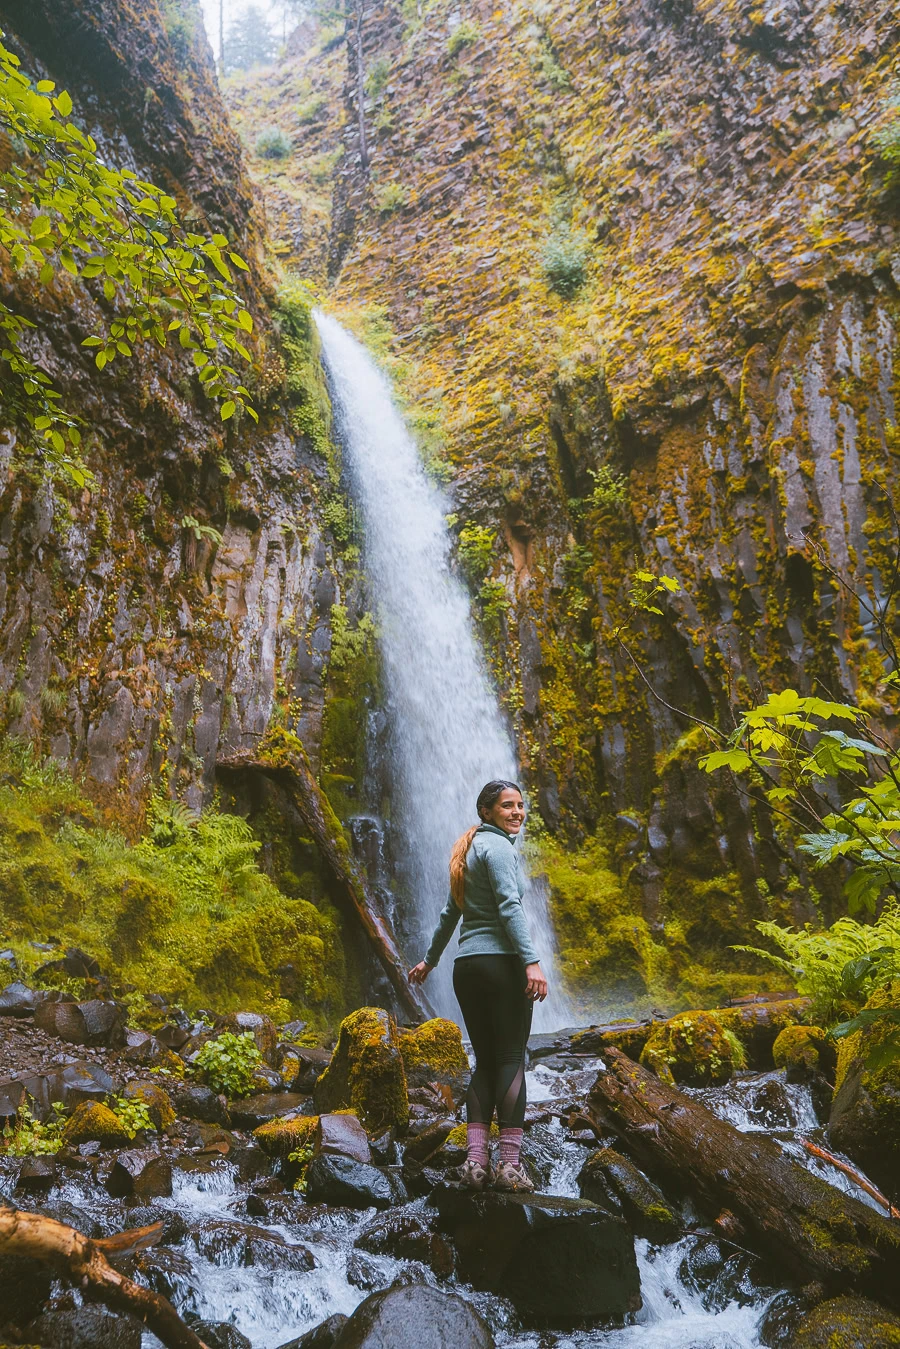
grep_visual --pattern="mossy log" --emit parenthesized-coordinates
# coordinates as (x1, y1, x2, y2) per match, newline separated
(217, 737, 428, 1022)
(586, 1049, 900, 1305)
(0, 1203, 209, 1349)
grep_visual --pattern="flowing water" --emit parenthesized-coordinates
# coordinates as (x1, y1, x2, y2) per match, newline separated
(315, 312, 566, 1029)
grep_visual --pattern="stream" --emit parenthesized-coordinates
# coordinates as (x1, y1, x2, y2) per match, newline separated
(1, 1044, 882, 1349)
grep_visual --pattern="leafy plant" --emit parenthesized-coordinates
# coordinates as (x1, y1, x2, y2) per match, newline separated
(329, 605, 377, 673)
(181, 515, 224, 545)
(870, 78, 900, 195)
(541, 225, 589, 298)
(193, 1031, 262, 1098)
(255, 125, 293, 159)
(447, 21, 480, 57)
(0, 32, 256, 484)
(288, 1141, 316, 1192)
(588, 465, 628, 513)
(374, 182, 408, 215)
(2, 1099, 66, 1155)
(110, 1094, 155, 1139)
(365, 57, 391, 98)
(322, 496, 351, 544)
(457, 523, 495, 584)
(297, 94, 327, 124)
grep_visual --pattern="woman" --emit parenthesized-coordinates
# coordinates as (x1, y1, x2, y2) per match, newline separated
(408, 779, 548, 1192)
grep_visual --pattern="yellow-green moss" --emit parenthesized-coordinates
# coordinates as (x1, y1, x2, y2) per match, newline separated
(61, 1101, 132, 1148)
(398, 1018, 468, 1087)
(254, 1114, 319, 1158)
(122, 1082, 175, 1131)
(640, 1010, 737, 1087)
(314, 1006, 408, 1133)
(773, 1025, 834, 1079)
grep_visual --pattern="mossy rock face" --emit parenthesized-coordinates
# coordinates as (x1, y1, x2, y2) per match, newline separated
(254, 1113, 318, 1158)
(122, 1081, 176, 1131)
(639, 1011, 737, 1087)
(773, 1026, 836, 1084)
(790, 1295, 900, 1347)
(60, 1101, 131, 1148)
(829, 984, 900, 1196)
(313, 1007, 408, 1133)
(712, 999, 810, 1070)
(398, 1018, 468, 1097)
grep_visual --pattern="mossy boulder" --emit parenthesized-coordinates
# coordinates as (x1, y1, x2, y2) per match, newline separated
(789, 1295, 900, 1347)
(829, 984, 900, 1196)
(773, 1026, 836, 1084)
(639, 1010, 737, 1087)
(712, 998, 810, 1070)
(398, 1018, 468, 1098)
(254, 1113, 318, 1158)
(122, 1081, 176, 1131)
(61, 1101, 131, 1148)
(313, 1007, 408, 1133)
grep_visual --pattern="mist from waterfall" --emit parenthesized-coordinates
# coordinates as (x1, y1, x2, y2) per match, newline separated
(315, 311, 566, 1030)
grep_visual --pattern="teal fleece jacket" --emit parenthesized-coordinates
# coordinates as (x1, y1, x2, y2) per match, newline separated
(423, 822, 539, 968)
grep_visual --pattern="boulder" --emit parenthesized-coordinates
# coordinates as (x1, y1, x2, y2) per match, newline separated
(314, 1008, 408, 1133)
(61, 1101, 132, 1148)
(758, 1290, 820, 1346)
(34, 999, 125, 1048)
(172, 1082, 230, 1125)
(316, 1113, 372, 1164)
(254, 1113, 318, 1159)
(0, 1071, 52, 1124)
(355, 1208, 455, 1277)
(829, 984, 900, 1195)
(285, 1046, 332, 1093)
(569, 1021, 653, 1060)
(216, 1010, 279, 1064)
(773, 1026, 836, 1083)
(26, 1307, 142, 1348)
(133, 1246, 199, 1304)
(788, 1295, 900, 1346)
(121, 1081, 175, 1131)
(106, 1149, 172, 1200)
(0, 1251, 53, 1326)
(16, 1157, 58, 1193)
(346, 1250, 385, 1291)
(0, 980, 39, 1016)
(188, 1322, 252, 1349)
(678, 1234, 762, 1312)
(433, 1186, 640, 1327)
(187, 1219, 315, 1271)
(55, 1063, 119, 1107)
(122, 1030, 170, 1067)
(577, 1147, 679, 1240)
(639, 1011, 738, 1087)
(712, 998, 809, 1069)
(332, 1284, 494, 1349)
(304, 1154, 395, 1210)
(229, 1092, 306, 1130)
(275, 1314, 348, 1349)
(398, 1019, 469, 1099)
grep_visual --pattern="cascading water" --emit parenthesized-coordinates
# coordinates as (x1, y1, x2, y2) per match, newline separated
(315, 312, 566, 1029)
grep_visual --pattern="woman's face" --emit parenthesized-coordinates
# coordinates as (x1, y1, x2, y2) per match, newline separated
(483, 788, 525, 834)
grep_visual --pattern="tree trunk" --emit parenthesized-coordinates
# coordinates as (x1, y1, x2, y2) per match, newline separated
(0, 1204, 209, 1349)
(355, 2, 369, 172)
(217, 734, 429, 1022)
(586, 1048, 900, 1306)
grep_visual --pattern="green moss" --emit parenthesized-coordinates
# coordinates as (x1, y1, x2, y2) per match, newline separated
(314, 1006, 408, 1133)
(639, 1010, 738, 1086)
(398, 1018, 468, 1089)
(61, 1101, 132, 1148)
(254, 1113, 318, 1158)
(773, 1025, 834, 1081)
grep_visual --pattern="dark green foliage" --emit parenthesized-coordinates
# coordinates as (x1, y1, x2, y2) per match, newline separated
(255, 125, 293, 159)
(224, 4, 277, 73)
(194, 1031, 263, 1097)
(541, 225, 589, 297)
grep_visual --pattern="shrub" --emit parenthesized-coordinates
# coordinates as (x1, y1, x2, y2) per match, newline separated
(447, 21, 480, 56)
(542, 225, 589, 298)
(457, 524, 495, 584)
(297, 93, 327, 124)
(365, 57, 391, 98)
(2, 1100, 66, 1155)
(589, 465, 628, 513)
(871, 79, 900, 196)
(374, 181, 408, 214)
(255, 125, 293, 159)
(193, 1031, 262, 1098)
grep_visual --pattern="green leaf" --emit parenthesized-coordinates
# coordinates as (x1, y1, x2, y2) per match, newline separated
(54, 89, 73, 117)
(220, 400, 236, 420)
(30, 215, 52, 238)
(699, 749, 752, 773)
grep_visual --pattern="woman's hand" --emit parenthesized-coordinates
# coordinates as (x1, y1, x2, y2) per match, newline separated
(525, 963, 548, 1001)
(408, 961, 433, 986)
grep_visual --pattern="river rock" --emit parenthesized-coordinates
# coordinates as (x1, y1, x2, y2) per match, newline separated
(639, 1011, 737, 1086)
(346, 1250, 386, 1291)
(120, 1203, 187, 1245)
(758, 1289, 820, 1347)
(285, 1045, 331, 1093)
(678, 1234, 760, 1312)
(186, 1323, 252, 1349)
(56, 1062, 119, 1107)
(401, 1118, 455, 1165)
(0, 980, 39, 1016)
(216, 1010, 279, 1063)
(173, 1082, 230, 1125)
(787, 1295, 900, 1346)
(433, 1186, 640, 1325)
(16, 1156, 58, 1193)
(34, 998, 125, 1048)
(398, 1019, 469, 1099)
(122, 1030, 169, 1067)
(188, 1219, 315, 1271)
(332, 1284, 494, 1348)
(773, 1026, 836, 1083)
(316, 1112, 372, 1163)
(26, 1307, 142, 1348)
(255, 1112, 317, 1159)
(314, 1007, 408, 1133)
(275, 1313, 348, 1349)
(133, 1246, 199, 1304)
(577, 1147, 679, 1240)
(229, 1091, 306, 1130)
(61, 1101, 132, 1148)
(355, 1208, 454, 1277)
(121, 1080, 176, 1130)
(106, 1148, 172, 1200)
(305, 1154, 395, 1209)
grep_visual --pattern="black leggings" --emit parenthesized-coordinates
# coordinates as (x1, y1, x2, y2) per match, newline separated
(453, 953, 533, 1130)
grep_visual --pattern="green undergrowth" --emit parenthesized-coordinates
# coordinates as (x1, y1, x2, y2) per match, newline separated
(0, 740, 345, 1023)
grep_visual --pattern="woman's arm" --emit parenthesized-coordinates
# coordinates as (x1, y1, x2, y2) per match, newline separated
(482, 842, 540, 966)
(421, 892, 463, 969)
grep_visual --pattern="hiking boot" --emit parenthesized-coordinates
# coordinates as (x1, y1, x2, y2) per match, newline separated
(458, 1157, 491, 1190)
(492, 1161, 535, 1193)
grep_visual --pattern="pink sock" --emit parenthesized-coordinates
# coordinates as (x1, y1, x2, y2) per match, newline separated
(499, 1128, 523, 1166)
(466, 1122, 489, 1166)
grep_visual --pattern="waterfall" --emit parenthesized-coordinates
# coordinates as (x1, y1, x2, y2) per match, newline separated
(315, 312, 566, 1030)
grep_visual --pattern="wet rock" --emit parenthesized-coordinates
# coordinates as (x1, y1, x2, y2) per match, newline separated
(187, 1219, 315, 1270)
(640, 1011, 738, 1087)
(314, 1007, 408, 1133)
(61, 1101, 132, 1149)
(316, 1112, 371, 1164)
(788, 1295, 900, 1346)
(569, 1022, 652, 1060)
(121, 1203, 187, 1245)
(57, 1063, 119, 1107)
(230, 1143, 275, 1183)
(33, 1199, 102, 1238)
(772, 1026, 836, 1083)
(347, 1249, 387, 1291)
(26, 1307, 142, 1348)
(401, 1118, 455, 1165)
(285, 1046, 331, 1093)
(369, 1130, 398, 1166)
(216, 1010, 278, 1064)
(305, 1154, 395, 1209)
(398, 1019, 469, 1100)
(0, 947, 17, 972)
(34, 999, 125, 1048)
(433, 1186, 640, 1326)
(577, 1148, 679, 1240)
(0, 1251, 53, 1325)
(106, 1149, 173, 1200)
(356, 1208, 455, 1277)
(16, 1156, 58, 1193)
(0, 980, 39, 1016)
(172, 1082, 230, 1125)
(189, 1322, 252, 1349)
(229, 1091, 306, 1130)
(251, 1065, 289, 1094)
(678, 1234, 763, 1312)
(275, 1313, 348, 1349)
(758, 1288, 820, 1347)
(713, 999, 810, 1070)
(331, 1284, 494, 1348)
(156, 1022, 190, 1051)
(122, 1031, 169, 1067)
(254, 1112, 317, 1159)
(244, 1231, 317, 1272)
(121, 1081, 176, 1131)
(829, 984, 900, 1195)
(133, 1245, 199, 1304)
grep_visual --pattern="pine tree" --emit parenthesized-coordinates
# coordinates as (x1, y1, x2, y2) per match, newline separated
(223, 4, 277, 73)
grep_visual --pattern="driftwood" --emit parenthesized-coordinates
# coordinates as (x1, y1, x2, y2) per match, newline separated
(217, 738, 429, 1022)
(586, 1049, 900, 1307)
(0, 1203, 209, 1349)
(801, 1140, 900, 1219)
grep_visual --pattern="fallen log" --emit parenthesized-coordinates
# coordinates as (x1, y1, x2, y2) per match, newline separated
(586, 1048, 900, 1308)
(801, 1140, 900, 1219)
(0, 1203, 209, 1349)
(217, 730, 429, 1022)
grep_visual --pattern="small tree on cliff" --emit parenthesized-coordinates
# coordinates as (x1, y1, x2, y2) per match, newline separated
(0, 32, 257, 486)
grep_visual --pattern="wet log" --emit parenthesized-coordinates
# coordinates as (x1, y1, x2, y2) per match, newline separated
(585, 1048, 900, 1307)
(0, 1202, 209, 1349)
(217, 734, 429, 1022)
